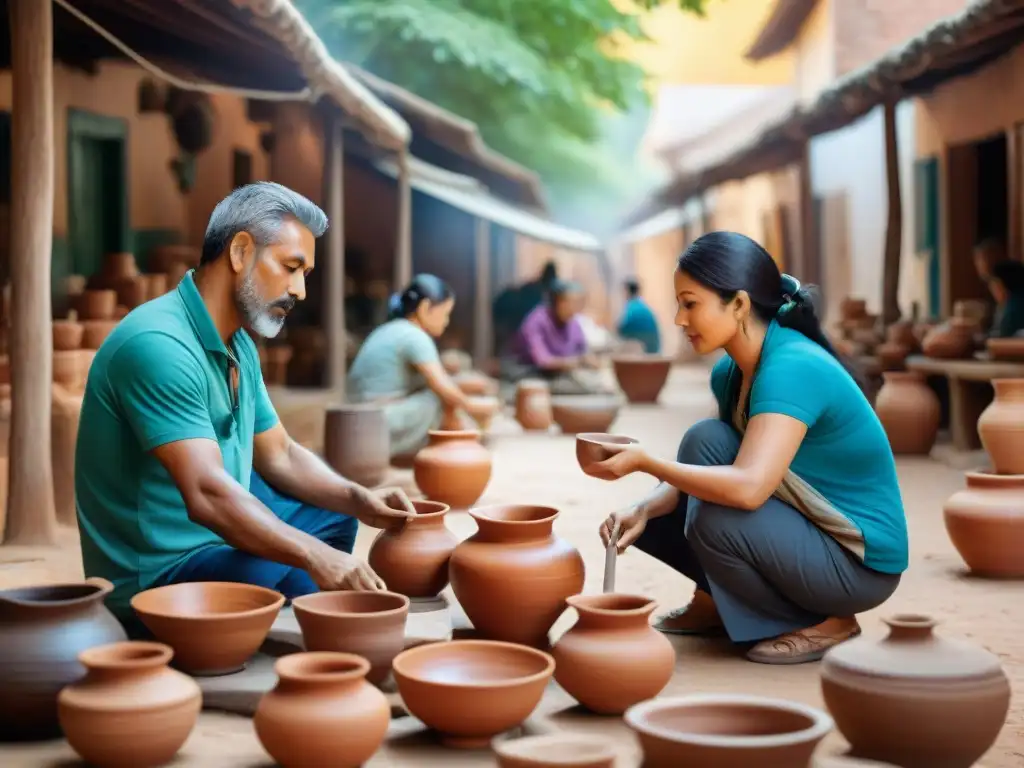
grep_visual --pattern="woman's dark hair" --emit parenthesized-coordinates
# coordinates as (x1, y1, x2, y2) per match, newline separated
(388, 273, 454, 320)
(991, 260, 1024, 295)
(677, 231, 867, 393)
(545, 278, 581, 302)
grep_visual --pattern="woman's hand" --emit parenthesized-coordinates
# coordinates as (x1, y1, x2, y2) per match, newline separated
(599, 505, 648, 554)
(591, 442, 652, 479)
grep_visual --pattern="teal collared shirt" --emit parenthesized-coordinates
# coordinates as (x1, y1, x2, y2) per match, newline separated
(709, 321, 909, 574)
(75, 270, 279, 618)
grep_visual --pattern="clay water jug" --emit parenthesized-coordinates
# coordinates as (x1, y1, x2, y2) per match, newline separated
(413, 429, 492, 508)
(874, 372, 940, 454)
(368, 500, 459, 597)
(449, 504, 585, 647)
(58, 641, 201, 767)
(943, 471, 1024, 577)
(255, 652, 390, 768)
(977, 378, 1024, 474)
(0, 577, 128, 739)
(324, 404, 390, 488)
(552, 594, 675, 714)
(820, 614, 1010, 768)
(515, 379, 552, 431)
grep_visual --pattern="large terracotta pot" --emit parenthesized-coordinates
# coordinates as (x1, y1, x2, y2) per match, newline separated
(449, 504, 585, 647)
(76, 289, 117, 320)
(413, 429, 492, 508)
(515, 379, 552, 431)
(820, 614, 1011, 767)
(52, 320, 84, 351)
(611, 354, 672, 403)
(874, 372, 940, 454)
(921, 318, 977, 359)
(58, 641, 201, 767)
(368, 500, 459, 598)
(82, 320, 119, 350)
(552, 594, 675, 714)
(0, 577, 128, 739)
(977, 378, 1024, 474)
(943, 471, 1024, 577)
(324, 404, 390, 488)
(255, 652, 390, 768)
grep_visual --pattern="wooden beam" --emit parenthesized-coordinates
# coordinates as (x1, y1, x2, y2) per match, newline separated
(323, 115, 346, 398)
(4, 0, 57, 545)
(394, 148, 412, 290)
(472, 218, 493, 364)
(1008, 124, 1022, 261)
(882, 100, 903, 325)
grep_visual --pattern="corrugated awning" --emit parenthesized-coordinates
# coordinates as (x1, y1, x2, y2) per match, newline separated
(375, 156, 602, 252)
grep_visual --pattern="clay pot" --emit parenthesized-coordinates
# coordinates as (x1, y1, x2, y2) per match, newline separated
(885, 320, 917, 349)
(324, 404, 390, 488)
(148, 245, 200, 273)
(840, 298, 868, 320)
(466, 394, 500, 431)
(921, 318, 977, 359)
(291, 591, 409, 685)
(875, 342, 910, 371)
(449, 504, 585, 647)
(167, 262, 190, 287)
(144, 273, 168, 300)
(978, 378, 1024, 474)
(986, 337, 1024, 361)
(611, 354, 672, 403)
(820, 613, 1010, 767)
(552, 594, 675, 714)
(368, 500, 459, 598)
(392, 639, 554, 748)
(53, 320, 84, 351)
(82, 320, 119, 350)
(874, 372, 940, 455)
(455, 370, 498, 396)
(413, 429, 492, 508)
(492, 733, 616, 768)
(576, 432, 638, 480)
(0, 577, 128, 739)
(104, 252, 140, 280)
(551, 395, 620, 435)
(255, 652, 390, 768)
(53, 350, 84, 390)
(625, 693, 832, 768)
(130, 582, 285, 675)
(515, 379, 553, 431)
(58, 641, 201, 767)
(77, 289, 117, 320)
(116, 276, 148, 309)
(943, 471, 1024, 577)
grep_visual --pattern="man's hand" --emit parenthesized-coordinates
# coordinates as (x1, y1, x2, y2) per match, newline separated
(348, 486, 415, 531)
(307, 546, 386, 591)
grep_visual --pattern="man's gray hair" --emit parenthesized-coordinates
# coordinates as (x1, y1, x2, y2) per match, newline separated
(201, 182, 328, 265)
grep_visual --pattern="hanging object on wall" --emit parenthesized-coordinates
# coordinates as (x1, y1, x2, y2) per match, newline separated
(137, 78, 165, 114)
(169, 155, 197, 195)
(260, 131, 276, 154)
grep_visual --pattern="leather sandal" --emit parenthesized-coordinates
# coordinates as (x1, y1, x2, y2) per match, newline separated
(652, 603, 726, 637)
(746, 627, 862, 665)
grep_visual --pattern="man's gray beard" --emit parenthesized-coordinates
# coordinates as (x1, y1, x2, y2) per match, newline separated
(237, 269, 285, 339)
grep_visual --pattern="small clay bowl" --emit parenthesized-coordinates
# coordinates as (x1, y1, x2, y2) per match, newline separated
(130, 582, 285, 676)
(392, 639, 554, 748)
(551, 395, 621, 435)
(492, 732, 617, 767)
(292, 590, 410, 685)
(986, 337, 1024, 361)
(624, 693, 833, 767)
(576, 433, 639, 480)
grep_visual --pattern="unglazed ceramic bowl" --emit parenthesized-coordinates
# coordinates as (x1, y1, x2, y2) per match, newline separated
(130, 582, 284, 675)
(551, 395, 621, 435)
(492, 732, 617, 767)
(575, 433, 639, 480)
(392, 639, 554, 748)
(624, 693, 833, 768)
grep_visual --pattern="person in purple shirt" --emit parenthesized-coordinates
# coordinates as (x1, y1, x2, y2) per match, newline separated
(500, 279, 606, 395)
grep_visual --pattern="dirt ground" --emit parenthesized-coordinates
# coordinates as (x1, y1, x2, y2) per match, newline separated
(1, 364, 1021, 767)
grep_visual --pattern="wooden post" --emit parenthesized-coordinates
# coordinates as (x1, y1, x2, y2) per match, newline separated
(882, 100, 903, 325)
(1007, 125, 1022, 260)
(797, 141, 820, 285)
(394, 148, 412, 290)
(472, 217, 493, 364)
(4, 0, 57, 545)
(323, 116, 345, 398)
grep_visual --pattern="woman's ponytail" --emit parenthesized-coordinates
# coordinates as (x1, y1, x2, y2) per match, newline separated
(387, 274, 455, 321)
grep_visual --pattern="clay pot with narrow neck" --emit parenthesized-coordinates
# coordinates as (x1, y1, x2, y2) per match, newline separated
(552, 594, 675, 714)
(612, 354, 673, 403)
(874, 372, 940, 454)
(943, 471, 1024, 577)
(324, 404, 390, 488)
(921, 317, 978, 359)
(820, 614, 1011, 768)
(413, 429, 492, 508)
(0, 577, 128, 739)
(977, 378, 1024, 474)
(254, 652, 390, 768)
(368, 500, 459, 598)
(58, 641, 201, 767)
(515, 379, 552, 431)
(449, 505, 585, 647)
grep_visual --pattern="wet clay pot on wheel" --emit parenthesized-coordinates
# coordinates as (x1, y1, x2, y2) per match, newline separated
(515, 379, 553, 431)
(413, 429, 492, 508)
(368, 500, 459, 598)
(625, 693, 833, 768)
(943, 471, 1024, 577)
(58, 641, 201, 767)
(0, 577, 128, 740)
(492, 733, 617, 768)
(292, 591, 410, 686)
(874, 372, 940, 454)
(449, 504, 585, 647)
(552, 594, 675, 714)
(324, 404, 390, 488)
(576, 432, 638, 480)
(255, 652, 390, 768)
(820, 613, 1011, 768)
(611, 354, 672, 403)
(977, 378, 1024, 474)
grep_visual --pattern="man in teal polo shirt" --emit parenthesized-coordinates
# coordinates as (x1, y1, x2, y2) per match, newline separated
(75, 182, 412, 626)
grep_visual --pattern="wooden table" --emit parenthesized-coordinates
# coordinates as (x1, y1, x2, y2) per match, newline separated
(905, 355, 1024, 451)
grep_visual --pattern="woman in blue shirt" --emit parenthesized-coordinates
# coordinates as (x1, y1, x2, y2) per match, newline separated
(593, 231, 907, 665)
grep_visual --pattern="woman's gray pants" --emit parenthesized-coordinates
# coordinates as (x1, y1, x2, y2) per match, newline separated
(634, 419, 901, 643)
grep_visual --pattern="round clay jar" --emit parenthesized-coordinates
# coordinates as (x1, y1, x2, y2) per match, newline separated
(943, 471, 1024, 577)
(515, 379, 553, 431)
(611, 355, 672, 403)
(977, 378, 1024, 474)
(873, 372, 940, 454)
(921, 318, 977, 359)
(368, 500, 459, 598)
(413, 429, 492, 508)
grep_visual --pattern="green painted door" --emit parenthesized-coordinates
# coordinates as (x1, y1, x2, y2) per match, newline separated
(914, 157, 940, 319)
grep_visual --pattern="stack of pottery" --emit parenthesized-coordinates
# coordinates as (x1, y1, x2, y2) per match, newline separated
(515, 379, 552, 431)
(90, 252, 149, 311)
(76, 288, 120, 350)
(873, 371, 940, 455)
(611, 354, 673, 403)
(413, 429, 492, 509)
(833, 298, 880, 356)
(324, 404, 390, 488)
(52, 319, 86, 392)
(921, 316, 979, 359)
(943, 377, 1024, 576)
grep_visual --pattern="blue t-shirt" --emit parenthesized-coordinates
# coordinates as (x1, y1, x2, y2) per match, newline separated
(710, 322, 908, 574)
(617, 297, 661, 354)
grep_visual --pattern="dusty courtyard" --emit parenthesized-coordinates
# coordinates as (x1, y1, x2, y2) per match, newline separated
(1, 364, 1021, 766)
